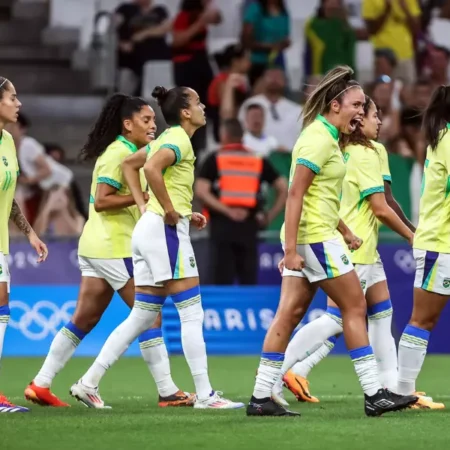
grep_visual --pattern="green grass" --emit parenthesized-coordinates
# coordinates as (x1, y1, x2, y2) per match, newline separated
(2, 356, 450, 450)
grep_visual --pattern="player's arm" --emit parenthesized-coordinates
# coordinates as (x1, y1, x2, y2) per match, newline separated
(122, 147, 148, 213)
(384, 180, 416, 232)
(337, 219, 362, 250)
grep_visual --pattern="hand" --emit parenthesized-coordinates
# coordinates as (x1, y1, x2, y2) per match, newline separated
(278, 257, 285, 274)
(284, 251, 305, 272)
(164, 210, 181, 226)
(226, 207, 249, 222)
(226, 73, 247, 89)
(273, 38, 290, 52)
(29, 232, 48, 263)
(190, 212, 207, 230)
(343, 231, 363, 252)
(407, 232, 414, 246)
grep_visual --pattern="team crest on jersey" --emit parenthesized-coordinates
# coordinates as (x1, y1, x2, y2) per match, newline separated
(360, 279, 366, 290)
(443, 278, 450, 288)
(341, 254, 349, 265)
(189, 257, 196, 268)
(2, 156, 7, 166)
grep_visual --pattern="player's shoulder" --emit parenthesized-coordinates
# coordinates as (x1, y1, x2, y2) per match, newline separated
(98, 139, 129, 164)
(1, 129, 15, 147)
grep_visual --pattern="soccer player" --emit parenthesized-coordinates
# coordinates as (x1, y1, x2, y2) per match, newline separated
(70, 85, 244, 409)
(247, 66, 417, 417)
(25, 94, 192, 408)
(397, 86, 450, 405)
(0, 77, 48, 412)
(273, 96, 442, 409)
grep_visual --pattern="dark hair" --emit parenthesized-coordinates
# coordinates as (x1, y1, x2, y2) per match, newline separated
(152, 86, 191, 126)
(246, 103, 264, 114)
(215, 44, 247, 69)
(340, 95, 377, 150)
(221, 118, 243, 142)
(44, 143, 64, 154)
(0, 76, 11, 100)
(423, 85, 450, 151)
(374, 48, 398, 68)
(17, 112, 30, 129)
(257, 0, 288, 15)
(80, 93, 148, 161)
(180, 0, 203, 12)
(302, 65, 360, 129)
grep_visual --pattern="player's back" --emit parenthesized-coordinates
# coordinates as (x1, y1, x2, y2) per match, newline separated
(78, 138, 146, 259)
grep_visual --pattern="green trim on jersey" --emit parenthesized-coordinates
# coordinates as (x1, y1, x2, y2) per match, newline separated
(383, 174, 392, 183)
(160, 143, 181, 165)
(97, 176, 122, 190)
(316, 115, 339, 141)
(358, 186, 384, 210)
(297, 157, 320, 174)
(116, 135, 138, 153)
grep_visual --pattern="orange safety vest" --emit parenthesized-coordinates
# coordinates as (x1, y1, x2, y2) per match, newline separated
(216, 144, 263, 208)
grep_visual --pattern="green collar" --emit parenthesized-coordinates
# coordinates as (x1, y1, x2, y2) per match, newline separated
(316, 115, 339, 141)
(446, 123, 450, 130)
(116, 135, 138, 153)
(0, 130, 3, 144)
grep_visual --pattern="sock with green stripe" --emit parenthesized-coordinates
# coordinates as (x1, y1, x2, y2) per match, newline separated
(397, 324, 430, 395)
(252, 352, 284, 401)
(349, 345, 381, 396)
(0, 304, 10, 363)
(138, 328, 179, 398)
(367, 299, 397, 391)
(34, 321, 87, 388)
(172, 285, 212, 400)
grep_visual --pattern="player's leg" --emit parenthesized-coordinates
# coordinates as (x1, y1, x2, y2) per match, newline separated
(0, 253, 29, 412)
(118, 278, 194, 407)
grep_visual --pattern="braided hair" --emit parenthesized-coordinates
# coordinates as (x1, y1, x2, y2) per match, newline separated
(80, 93, 148, 161)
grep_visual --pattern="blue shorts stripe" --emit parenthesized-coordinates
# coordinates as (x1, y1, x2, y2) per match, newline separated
(422, 251, 439, 287)
(309, 242, 328, 277)
(138, 328, 163, 342)
(171, 285, 200, 303)
(164, 224, 179, 277)
(123, 257, 134, 278)
(135, 293, 166, 305)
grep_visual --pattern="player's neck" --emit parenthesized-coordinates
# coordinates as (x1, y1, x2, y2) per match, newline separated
(321, 112, 340, 130)
(0, 120, 5, 134)
(180, 123, 198, 138)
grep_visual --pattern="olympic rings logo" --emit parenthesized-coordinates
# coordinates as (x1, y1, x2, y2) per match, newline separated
(9, 300, 77, 340)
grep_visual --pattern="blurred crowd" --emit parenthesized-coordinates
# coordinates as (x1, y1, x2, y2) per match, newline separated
(11, 0, 450, 283)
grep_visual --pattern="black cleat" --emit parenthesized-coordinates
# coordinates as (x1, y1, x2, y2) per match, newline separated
(246, 396, 301, 417)
(365, 388, 418, 417)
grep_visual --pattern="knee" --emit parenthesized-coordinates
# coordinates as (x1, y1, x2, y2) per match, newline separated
(340, 297, 367, 320)
(71, 311, 102, 333)
(276, 304, 307, 331)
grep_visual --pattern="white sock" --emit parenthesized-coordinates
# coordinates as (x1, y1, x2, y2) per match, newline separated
(397, 324, 430, 395)
(253, 352, 284, 400)
(82, 293, 165, 388)
(291, 336, 338, 378)
(173, 286, 212, 400)
(138, 328, 179, 397)
(0, 304, 10, 362)
(367, 299, 398, 391)
(349, 345, 381, 396)
(35, 321, 87, 388)
(282, 308, 343, 375)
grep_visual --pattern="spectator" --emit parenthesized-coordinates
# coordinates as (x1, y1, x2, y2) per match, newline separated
(242, 0, 291, 86)
(115, 0, 171, 96)
(374, 48, 403, 109)
(425, 44, 450, 90)
(239, 68, 302, 150)
(362, 0, 421, 83)
(208, 44, 251, 141)
(33, 186, 85, 238)
(304, 0, 357, 78)
(172, 0, 221, 155)
(243, 103, 279, 157)
(195, 119, 287, 285)
(44, 143, 87, 221)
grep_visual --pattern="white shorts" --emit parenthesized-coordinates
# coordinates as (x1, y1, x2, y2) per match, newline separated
(78, 256, 133, 291)
(132, 211, 198, 287)
(0, 252, 11, 293)
(282, 238, 354, 283)
(413, 249, 450, 296)
(354, 257, 387, 294)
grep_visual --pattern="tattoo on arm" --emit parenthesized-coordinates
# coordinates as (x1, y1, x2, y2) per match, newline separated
(10, 199, 32, 237)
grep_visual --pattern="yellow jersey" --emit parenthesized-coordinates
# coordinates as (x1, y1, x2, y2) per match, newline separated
(379, 142, 392, 184)
(0, 130, 19, 255)
(414, 126, 450, 253)
(362, 0, 421, 61)
(146, 125, 195, 218)
(340, 142, 386, 264)
(78, 136, 146, 259)
(281, 115, 346, 244)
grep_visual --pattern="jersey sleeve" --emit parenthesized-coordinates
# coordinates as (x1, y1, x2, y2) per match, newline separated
(356, 149, 385, 200)
(294, 137, 333, 175)
(377, 143, 392, 183)
(96, 147, 128, 191)
(159, 129, 191, 165)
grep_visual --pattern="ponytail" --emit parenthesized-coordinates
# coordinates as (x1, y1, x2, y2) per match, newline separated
(423, 85, 450, 151)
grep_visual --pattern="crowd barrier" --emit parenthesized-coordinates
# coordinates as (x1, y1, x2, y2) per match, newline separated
(4, 240, 450, 356)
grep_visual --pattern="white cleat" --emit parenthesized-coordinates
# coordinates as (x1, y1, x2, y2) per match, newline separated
(194, 391, 244, 409)
(70, 381, 111, 409)
(272, 378, 290, 407)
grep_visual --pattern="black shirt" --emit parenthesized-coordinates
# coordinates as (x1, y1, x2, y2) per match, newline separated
(116, 3, 171, 70)
(198, 150, 280, 242)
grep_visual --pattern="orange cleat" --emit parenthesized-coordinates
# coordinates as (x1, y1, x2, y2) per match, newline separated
(409, 394, 445, 410)
(24, 381, 70, 407)
(283, 370, 319, 403)
(158, 390, 195, 408)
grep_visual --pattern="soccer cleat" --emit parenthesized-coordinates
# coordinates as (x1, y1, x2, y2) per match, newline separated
(24, 382, 70, 407)
(0, 394, 29, 413)
(158, 391, 195, 407)
(409, 395, 445, 410)
(365, 389, 417, 417)
(246, 397, 301, 417)
(193, 391, 245, 409)
(283, 370, 319, 403)
(272, 378, 290, 407)
(415, 391, 433, 402)
(70, 381, 111, 409)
